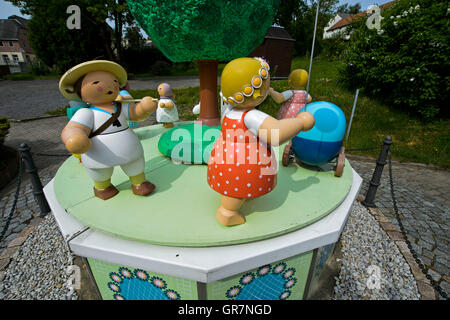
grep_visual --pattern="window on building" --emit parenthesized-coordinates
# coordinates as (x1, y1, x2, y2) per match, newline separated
(9, 41, 13, 46)
(2, 55, 10, 65)
(0, 41, 3, 46)
(12, 54, 19, 64)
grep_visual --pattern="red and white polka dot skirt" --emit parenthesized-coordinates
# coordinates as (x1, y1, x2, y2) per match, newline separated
(207, 111, 277, 199)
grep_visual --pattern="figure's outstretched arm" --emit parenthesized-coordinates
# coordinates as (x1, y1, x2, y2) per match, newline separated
(257, 112, 315, 146)
(268, 87, 287, 104)
(129, 97, 158, 121)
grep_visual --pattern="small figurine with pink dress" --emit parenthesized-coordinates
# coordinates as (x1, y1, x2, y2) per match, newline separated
(268, 69, 313, 166)
(269, 69, 312, 119)
(207, 58, 315, 226)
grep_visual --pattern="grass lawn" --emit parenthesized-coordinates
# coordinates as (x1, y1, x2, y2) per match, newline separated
(47, 55, 449, 168)
(133, 56, 449, 168)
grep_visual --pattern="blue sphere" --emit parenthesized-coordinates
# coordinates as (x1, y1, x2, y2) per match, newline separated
(292, 101, 346, 166)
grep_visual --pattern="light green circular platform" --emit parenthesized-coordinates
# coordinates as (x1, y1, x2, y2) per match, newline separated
(54, 123, 353, 247)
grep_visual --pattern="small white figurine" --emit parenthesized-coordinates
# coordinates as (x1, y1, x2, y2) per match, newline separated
(156, 83, 179, 128)
(192, 102, 201, 115)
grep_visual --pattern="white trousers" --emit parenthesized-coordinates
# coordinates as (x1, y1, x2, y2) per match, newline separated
(84, 156, 145, 182)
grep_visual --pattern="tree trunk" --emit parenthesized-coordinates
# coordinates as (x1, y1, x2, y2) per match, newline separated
(114, 8, 123, 61)
(197, 59, 220, 126)
(99, 24, 115, 61)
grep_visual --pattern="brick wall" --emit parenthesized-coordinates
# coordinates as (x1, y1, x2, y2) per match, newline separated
(0, 40, 22, 53)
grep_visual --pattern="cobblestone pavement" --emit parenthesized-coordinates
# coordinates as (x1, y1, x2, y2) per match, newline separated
(2, 115, 156, 176)
(349, 155, 449, 297)
(1, 116, 157, 272)
(0, 76, 202, 120)
(0, 117, 448, 299)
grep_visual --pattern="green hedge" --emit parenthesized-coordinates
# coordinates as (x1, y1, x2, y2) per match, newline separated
(338, 0, 449, 120)
(321, 36, 349, 61)
(0, 117, 10, 146)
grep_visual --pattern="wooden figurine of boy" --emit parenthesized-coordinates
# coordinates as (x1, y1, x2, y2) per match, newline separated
(59, 60, 158, 200)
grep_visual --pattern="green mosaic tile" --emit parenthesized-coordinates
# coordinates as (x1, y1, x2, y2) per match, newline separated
(88, 258, 198, 300)
(206, 251, 313, 300)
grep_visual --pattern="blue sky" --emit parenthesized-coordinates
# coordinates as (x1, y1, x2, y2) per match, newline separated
(0, 0, 389, 20)
(0, 0, 29, 19)
(338, 0, 388, 11)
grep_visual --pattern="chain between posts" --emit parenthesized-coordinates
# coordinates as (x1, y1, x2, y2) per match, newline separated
(387, 150, 448, 300)
(1, 144, 51, 242)
(0, 157, 24, 242)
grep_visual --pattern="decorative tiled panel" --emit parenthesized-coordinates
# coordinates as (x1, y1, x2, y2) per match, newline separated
(87, 258, 198, 300)
(206, 251, 313, 300)
(87, 249, 321, 300)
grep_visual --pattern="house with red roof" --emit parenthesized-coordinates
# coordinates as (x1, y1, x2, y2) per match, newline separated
(323, 1, 396, 40)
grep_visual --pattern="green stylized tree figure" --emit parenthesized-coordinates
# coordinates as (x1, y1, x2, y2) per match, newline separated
(126, 0, 280, 126)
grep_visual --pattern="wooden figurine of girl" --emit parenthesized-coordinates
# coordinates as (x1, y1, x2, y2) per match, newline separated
(269, 69, 312, 119)
(156, 83, 179, 128)
(207, 58, 315, 226)
(268, 69, 313, 165)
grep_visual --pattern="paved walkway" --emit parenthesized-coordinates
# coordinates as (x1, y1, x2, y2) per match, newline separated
(0, 77, 202, 120)
(349, 156, 449, 295)
(0, 93, 448, 298)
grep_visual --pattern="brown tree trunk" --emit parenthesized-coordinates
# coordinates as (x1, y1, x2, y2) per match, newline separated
(114, 7, 123, 61)
(197, 59, 220, 126)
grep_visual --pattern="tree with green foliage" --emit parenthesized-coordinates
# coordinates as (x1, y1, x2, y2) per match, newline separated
(84, 0, 135, 61)
(126, 0, 280, 126)
(7, 0, 133, 72)
(124, 24, 145, 49)
(274, 0, 339, 57)
(338, 0, 449, 120)
(336, 2, 361, 14)
(274, 0, 308, 56)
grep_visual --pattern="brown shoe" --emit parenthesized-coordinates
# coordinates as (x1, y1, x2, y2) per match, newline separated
(93, 185, 119, 200)
(132, 181, 155, 196)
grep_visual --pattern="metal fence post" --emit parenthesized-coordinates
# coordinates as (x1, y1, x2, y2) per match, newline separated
(361, 136, 393, 207)
(18, 143, 51, 217)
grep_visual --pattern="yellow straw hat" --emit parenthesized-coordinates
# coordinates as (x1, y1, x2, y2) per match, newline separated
(59, 60, 127, 102)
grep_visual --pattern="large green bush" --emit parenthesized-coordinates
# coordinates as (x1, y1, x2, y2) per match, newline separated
(321, 35, 349, 61)
(338, 0, 449, 120)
